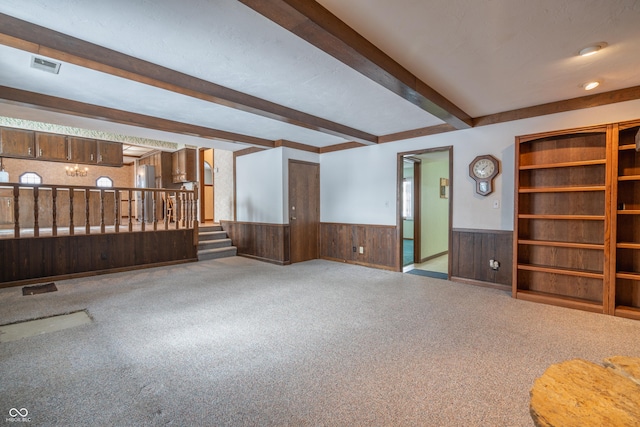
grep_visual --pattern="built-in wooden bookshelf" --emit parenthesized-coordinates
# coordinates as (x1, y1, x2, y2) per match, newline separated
(513, 125, 611, 314)
(611, 120, 640, 320)
(514, 120, 640, 320)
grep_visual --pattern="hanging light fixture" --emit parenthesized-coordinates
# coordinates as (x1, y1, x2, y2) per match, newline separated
(65, 164, 88, 177)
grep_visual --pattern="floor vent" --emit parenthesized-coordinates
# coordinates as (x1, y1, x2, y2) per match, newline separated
(22, 282, 57, 296)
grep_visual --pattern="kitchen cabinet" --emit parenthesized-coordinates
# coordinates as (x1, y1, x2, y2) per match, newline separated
(67, 137, 97, 164)
(0, 128, 35, 158)
(97, 140, 123, 166)
(36, 132, 67, 161)
(172, 148, 196, 183)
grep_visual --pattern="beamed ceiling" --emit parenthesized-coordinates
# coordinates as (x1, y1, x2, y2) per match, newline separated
(0, 0, 639, 153)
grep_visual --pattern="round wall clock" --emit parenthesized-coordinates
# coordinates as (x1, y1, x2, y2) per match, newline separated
(469, 155, 500, 196)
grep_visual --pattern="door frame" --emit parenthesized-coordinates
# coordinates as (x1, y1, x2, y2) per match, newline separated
(396, 146, 453, 274)
(199, 148, 214, 223)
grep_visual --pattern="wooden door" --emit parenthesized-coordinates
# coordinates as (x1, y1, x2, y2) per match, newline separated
(289, 160, 320, 263)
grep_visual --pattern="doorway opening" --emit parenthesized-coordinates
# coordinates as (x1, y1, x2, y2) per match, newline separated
(199, 148, 214, 223)
(399, 147, 452, 279)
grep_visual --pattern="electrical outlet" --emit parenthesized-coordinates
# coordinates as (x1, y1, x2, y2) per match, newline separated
(359, 246, 364, 254)
(489, 259, 500, 270)
(493, 200, 500, 209)
(353, 246, 357, 252)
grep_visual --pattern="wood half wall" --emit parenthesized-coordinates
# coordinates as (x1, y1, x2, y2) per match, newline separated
(0, 229, 197, 287)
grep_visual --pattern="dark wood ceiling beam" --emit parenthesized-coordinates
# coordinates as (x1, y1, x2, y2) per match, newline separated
(0, 86, 275, 148)
(319, 141, 366, 154)
(379, 124, 457, 143)
(274, 139, 320, 153)
(239, 0, 472, 130)
(0, 13, 377, 145)
(474, 85, 640, 127)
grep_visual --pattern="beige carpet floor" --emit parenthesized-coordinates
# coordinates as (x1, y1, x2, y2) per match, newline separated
(0, 257, 639, 426)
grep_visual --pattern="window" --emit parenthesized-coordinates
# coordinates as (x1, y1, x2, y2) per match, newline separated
(96, 176, 113, 188)
(402, 178, 413, 219)
(19, 172, 42, 184)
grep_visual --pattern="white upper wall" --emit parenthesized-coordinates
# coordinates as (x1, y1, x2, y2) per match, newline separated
(236, 147, 319, 224)
(236, 148, 283, 223)
(320, 99, 640, 230)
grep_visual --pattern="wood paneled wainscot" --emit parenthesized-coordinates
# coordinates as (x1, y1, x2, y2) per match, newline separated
(320, 222, 398, 271)
(221, 221, 290, 265)
(451, 228, 513, 290)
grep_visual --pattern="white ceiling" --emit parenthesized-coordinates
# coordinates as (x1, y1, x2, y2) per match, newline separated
(0, 0, 639, 152)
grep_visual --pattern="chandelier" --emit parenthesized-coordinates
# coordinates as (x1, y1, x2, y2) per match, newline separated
(65, 164, 88, 177)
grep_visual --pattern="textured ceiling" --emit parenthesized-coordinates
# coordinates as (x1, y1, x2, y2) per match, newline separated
(0, 0, 639, 151)
(317, 0, 640, 117)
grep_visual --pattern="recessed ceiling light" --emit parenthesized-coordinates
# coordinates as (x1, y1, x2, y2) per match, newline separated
(582, 81, 601, 91)
(579, 43, 606, 57)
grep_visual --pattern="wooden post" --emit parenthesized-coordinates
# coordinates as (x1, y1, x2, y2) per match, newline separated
(175, 191, 180, 230)
(33, 186, 39, 237)
(13, 185, 19, 238)
(128, 190, 133, 232)
(180, 185, 186, 228)
(192, 182, 199, 246)
(140, 190, 146, 232)
(85, 188, 90, 234)
(152, 190, 157, 231)
(114, 189, 120, 233)
(69, 189, 74, 235)
(51, 187, 57, 236)
(164, 190, 169, 230)
(100, 189, 105, 234)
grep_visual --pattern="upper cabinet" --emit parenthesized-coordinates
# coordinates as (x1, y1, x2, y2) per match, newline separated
(0, 128, 35, 158)
(67, 137, 97, 164)
(1, 129, 123, 167)
(172, 148, 196, 183)
(97, 140, 123, 166)
(35, 132, 67, 161)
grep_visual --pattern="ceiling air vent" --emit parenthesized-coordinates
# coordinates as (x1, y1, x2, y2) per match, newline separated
(31, 56, 61, 74)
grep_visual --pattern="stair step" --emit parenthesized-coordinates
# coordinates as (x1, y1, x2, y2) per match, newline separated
(199, 225, 222, 233)
(199, 230, 228, 241)
(198, 246, 237, 261)
(198, 238, 232, 250)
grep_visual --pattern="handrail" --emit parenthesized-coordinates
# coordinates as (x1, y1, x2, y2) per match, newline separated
(0, 182, 198, 239)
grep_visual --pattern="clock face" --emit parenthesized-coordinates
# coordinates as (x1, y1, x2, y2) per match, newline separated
(472, 158, 496, 179)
